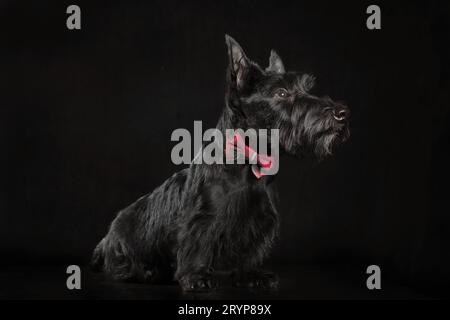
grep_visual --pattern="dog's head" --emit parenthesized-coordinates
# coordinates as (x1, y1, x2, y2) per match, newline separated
(225, 35, 350, 159)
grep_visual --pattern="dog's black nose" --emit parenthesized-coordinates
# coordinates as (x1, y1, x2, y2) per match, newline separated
(332, 107, 349, 122)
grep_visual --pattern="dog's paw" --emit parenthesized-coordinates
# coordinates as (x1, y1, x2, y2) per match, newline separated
(232, 270, 279, 290)
(179, 273, 218, 292)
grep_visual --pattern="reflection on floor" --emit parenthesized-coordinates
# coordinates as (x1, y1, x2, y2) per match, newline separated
(0, 264, 430, 300)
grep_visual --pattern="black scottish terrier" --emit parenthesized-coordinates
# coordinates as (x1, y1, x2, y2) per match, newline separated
(91, 35, 350, 291)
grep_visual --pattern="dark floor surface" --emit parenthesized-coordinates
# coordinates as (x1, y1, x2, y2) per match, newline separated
(0, 264, 436, 300)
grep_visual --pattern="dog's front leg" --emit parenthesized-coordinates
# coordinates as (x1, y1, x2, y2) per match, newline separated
(175, 214, 218, 292)
(232, 269, 279, 289)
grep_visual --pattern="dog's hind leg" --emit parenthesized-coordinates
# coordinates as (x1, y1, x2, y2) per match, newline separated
(100, 235, 163, 284)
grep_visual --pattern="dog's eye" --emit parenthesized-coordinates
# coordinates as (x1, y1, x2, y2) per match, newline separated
(275, 88, 289, 98)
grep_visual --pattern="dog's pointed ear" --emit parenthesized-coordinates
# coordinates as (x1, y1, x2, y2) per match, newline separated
(266, 50, 285, 74)
(225, 34, 249, 89)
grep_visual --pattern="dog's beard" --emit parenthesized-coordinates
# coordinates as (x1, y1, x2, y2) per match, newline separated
(279, 133, 337, 159)
(314, 132, 338, 158)
(277, 113, 349, 158)
(313, 126, 350, 158)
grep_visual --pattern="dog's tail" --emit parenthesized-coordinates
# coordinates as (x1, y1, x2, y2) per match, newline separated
(90, 238, 106, 272)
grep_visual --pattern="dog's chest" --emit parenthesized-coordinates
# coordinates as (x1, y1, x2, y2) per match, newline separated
(213, 183, 279, 266)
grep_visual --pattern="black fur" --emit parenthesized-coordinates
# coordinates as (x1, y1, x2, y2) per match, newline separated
(91, 35, 350, 291)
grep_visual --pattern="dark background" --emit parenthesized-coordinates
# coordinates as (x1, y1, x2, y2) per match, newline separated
(0, 0, 449, 297)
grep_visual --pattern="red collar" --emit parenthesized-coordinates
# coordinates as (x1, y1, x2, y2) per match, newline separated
(225, 134, 273, 179)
